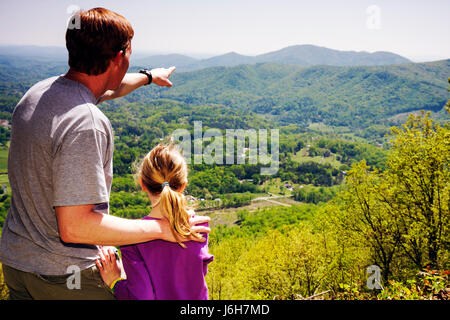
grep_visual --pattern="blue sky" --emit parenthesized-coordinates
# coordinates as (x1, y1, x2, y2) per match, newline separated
(0, 0, 449, 61)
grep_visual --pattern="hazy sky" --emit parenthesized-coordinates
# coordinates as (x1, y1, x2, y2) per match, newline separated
(0, 0, 449, 61)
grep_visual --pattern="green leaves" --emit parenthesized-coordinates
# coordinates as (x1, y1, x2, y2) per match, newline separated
(337, 111, 449, 282)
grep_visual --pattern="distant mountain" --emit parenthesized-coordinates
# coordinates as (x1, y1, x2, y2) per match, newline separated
(132, 52, 253, 71)
(253, 45, 411, 66)
(131, 44, 412, 71)
(192, 52, 254, 68)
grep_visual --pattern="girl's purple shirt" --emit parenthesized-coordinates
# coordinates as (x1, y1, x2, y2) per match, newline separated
(113, 216, 213, 300)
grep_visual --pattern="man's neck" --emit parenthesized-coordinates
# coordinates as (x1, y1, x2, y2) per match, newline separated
(64, 68, 109, 100)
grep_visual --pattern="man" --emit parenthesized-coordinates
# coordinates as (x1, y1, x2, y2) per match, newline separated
(0, 7, 209, 300)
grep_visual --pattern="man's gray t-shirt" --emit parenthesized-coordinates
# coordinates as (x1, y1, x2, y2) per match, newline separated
(0, 76, 114, 275)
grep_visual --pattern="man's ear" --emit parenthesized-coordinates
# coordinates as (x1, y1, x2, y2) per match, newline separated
(111, 51, 124, 67)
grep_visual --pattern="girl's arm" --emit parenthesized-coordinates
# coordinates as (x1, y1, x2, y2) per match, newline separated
(97, 246, 156, 300)
(96, 247, 123, 288)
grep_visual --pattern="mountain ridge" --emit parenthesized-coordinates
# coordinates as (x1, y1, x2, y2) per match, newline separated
(132, 44, 412, 71)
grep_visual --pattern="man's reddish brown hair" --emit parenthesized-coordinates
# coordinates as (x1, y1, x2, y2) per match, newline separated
(66, 7, 134, 75)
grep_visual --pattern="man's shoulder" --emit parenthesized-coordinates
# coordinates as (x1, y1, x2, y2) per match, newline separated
(20, 75, 84, 108)
(20, 76, 59, 100)
(33, 75, 60, 88)
(41, 76, 112, 135)
(27, 75, 95, 104)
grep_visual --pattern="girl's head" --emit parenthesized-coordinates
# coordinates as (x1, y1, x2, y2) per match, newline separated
(137, 143, 200, 247)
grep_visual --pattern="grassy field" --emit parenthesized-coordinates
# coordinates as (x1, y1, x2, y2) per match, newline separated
(291, 147, 344, 169)
(0, 148, 7, 173)
(203, 195, 303, 229)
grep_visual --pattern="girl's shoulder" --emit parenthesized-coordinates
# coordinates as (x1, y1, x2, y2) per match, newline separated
(142, 215, 161, 221)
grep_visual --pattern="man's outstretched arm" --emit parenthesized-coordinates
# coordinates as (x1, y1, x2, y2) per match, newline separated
(55, 204, 209, 246)
(98, 66, 176, 103)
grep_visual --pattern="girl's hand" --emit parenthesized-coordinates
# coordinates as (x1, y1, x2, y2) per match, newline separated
(95, 247, 122, 288)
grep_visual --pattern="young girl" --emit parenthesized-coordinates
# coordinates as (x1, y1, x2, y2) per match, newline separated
(96, 143, 213, 300)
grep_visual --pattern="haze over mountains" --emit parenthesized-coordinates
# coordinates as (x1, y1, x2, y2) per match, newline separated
(0, 44, 413, 72)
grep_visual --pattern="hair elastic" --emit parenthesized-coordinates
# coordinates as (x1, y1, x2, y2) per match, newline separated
(161, 182, 170, 188)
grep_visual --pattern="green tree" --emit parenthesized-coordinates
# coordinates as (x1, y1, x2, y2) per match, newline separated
(234, 226, 331, 299)
(336, 109, 450, 282)
(384, 111, 449, 268)
(339, 161, 402, 283)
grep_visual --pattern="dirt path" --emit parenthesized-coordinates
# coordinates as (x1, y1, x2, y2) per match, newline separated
(202, 194, 300, 227)
(251, 194, 293, 207)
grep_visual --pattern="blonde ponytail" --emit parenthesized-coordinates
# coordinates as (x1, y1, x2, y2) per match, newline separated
(160, 185, 201, 248)
(137, 143, 202, 248)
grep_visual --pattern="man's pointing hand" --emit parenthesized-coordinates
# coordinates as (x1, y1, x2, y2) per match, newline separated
(150, 66, 176, 87)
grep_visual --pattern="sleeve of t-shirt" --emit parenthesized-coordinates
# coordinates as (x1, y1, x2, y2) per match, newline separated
(52, 129, 110, 207)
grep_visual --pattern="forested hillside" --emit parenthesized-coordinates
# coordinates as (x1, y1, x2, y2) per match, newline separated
(125, 59, 449, 129)
(1, 53, 447, 131)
